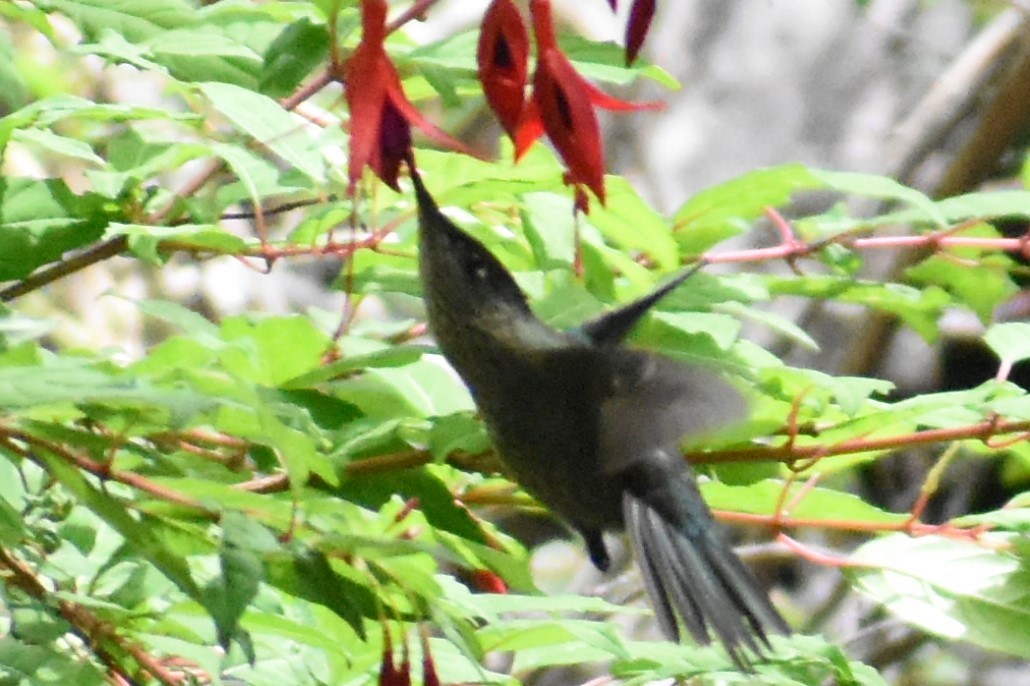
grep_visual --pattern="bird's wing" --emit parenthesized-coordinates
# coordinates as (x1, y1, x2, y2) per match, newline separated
(599, 351, 788, 667)
(597, 351, 744, 476)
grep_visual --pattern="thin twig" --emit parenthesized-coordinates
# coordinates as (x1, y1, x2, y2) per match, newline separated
(0, 547, 185, 685)
(0, 428, 215, 516)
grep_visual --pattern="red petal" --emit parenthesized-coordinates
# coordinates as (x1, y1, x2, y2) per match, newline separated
(344, 47, 390, 191)
(513, 98, 544, 160)
(583, 78, 664, 112)
(360, 0, 387, 45)
(625, 0, 657, 65)
(533, 48, 606, 204)
(607, 0, 618, 10)
(529, 0, 558, 51)
(373, 98, 413, 190)
(379, 630, 402, 686)
(386, 83, 477, 157)
(397, 640, 412, 686)
(525, 0, 662, 206)
(419, 631, 441, 686)
(528, 0, 605, 202)
(477, 0, 530, 139)
(469, 569, 508, 594)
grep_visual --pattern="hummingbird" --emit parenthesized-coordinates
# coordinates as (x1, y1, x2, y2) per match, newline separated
(409, 162, 789, 668)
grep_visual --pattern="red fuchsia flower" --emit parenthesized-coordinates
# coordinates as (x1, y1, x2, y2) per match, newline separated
(516, 0, 661, 211)
(419, 629, 441, 686)
(624, 0, 657, 65)
(477, 0, 530, 140)
(603, 0, 658, 64)
(378, 629, 406, 686)
(468, 568, 508, 594)
(341, 0, 474, 194)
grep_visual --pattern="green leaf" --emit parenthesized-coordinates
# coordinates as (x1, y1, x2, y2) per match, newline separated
(332, 356, 474, 418)
(259, 18, 329, 98)
(587, 178, 679, 270)
(0, 361, 214, 425)
(210, 141, 292, 211)
(265, 545, 375, 638)
(985, 322, 1030, 367)
(0, 177, 109, 280)
(0, 3, 56, 43)
(146, 28, 261, 61)
(559, 34, 679, 89)
(37, 0, 197, 43)
(336, 465, 490, 545)
(0, 96, 195, 152)
(106, 130, 210, 181)
(521, 193, 576, 270)
(766, 275, 951, 341)
(904, 221, 1018, 323)
(0, 313, 54, 346)
(219, 315, 328, 387)
(428, 413, 491, 460)
(673, 165, 821, 254)
(282, 345, 429, 389)
(848, 534, 1030, 659)
(0, 635, 108, 685)
(954, 507, 1030, 534)
(811, 169, 946, 227)
(200, 81, 326, 183)
(33, 450, 202, 601)
(204, 511, 275, 657)
(215, 393, 337, 489)
(0, 493, 27, 546)
(934, 190, 1030, 221)
(702, 480, 907, 526)
(12, 127, 106, 165)
(107, 222, 248, 264)
(533, 276, 605, 330)
(648, 311, 742, 352)
(718, 301, 819, 351)
(134, 298, 220, 339)
(0, 31, 28, 109)
(349, 249, 423, 298)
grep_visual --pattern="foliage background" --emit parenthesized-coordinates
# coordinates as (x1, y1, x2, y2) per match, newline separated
(1, 1, 1030, 685)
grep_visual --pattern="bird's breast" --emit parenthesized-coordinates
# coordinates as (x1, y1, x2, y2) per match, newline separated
(471, 359, 627, 531)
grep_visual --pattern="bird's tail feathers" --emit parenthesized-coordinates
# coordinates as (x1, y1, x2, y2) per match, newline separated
(623, 492, 788, 669)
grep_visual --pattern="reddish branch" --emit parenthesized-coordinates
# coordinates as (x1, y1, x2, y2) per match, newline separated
(0, 547, 186, 685)
(701, 209, 1030, 267)
(8, 201, 1026, 304)
(692, 416, 1030, 465)
(0, 428, 216, 517)
(228, 413, 1030, 543)
(6, 409, 1023, 540)
(0, 159, 224, 303)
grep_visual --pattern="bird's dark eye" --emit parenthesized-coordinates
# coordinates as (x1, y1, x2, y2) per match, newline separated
(466, 255, 490, 282)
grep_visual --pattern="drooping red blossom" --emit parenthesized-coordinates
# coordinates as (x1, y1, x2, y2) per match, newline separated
(341, 0, 473, 193)
(477, 0, 530, 140)
(468, 568, 508, 594)
(379, 630, 408, 686)
(419, 629, 441, 686)
(517, 0, 662, 210)
(624, 0, 657, 64)
(604, 0, 658, 64)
